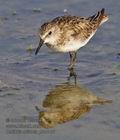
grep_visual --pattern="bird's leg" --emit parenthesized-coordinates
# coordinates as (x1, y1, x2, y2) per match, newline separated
(68, 52, 77, 70)
(69, 52, 72, 66)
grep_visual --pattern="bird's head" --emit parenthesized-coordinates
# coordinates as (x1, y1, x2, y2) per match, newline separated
(39, 110, 60, 128)
(35, 22, 60, 55)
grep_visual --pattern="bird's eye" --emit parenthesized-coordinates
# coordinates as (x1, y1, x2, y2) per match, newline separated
(48, 31, 52, 35)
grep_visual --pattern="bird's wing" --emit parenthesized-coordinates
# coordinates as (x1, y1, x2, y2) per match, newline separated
(87, 8, 108, 26)
(69, 8, 108, 40)
(69, 18, 97, 41)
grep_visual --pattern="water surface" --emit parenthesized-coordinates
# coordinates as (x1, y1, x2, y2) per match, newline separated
(0, 0, 120, 140)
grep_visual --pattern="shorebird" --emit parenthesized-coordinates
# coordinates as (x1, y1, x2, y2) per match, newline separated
(35, 8, 108, 69)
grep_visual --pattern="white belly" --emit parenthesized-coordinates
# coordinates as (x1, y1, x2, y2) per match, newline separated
(58, 32, 95, 52)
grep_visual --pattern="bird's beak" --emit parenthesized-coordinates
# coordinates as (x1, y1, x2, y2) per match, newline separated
(35, 38, 44, 55)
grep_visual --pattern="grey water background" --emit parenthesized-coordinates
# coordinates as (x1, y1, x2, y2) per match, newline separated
(0, 0, 120, 139)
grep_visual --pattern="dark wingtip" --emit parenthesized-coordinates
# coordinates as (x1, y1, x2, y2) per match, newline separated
(101, 8, 105, 14)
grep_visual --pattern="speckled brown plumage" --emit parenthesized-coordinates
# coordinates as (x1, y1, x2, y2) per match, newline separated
(35, 8, 109, 69)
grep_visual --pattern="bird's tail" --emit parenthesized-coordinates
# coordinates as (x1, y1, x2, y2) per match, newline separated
(89, 8, 109, 26)
(93, 97, 112, 105)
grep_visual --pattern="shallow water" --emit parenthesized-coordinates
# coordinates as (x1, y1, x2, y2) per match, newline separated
(0, 0, 120, 140)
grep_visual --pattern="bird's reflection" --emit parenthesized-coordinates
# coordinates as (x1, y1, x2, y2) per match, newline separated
(67, 68, 77, 85)
(36, 70, 112, 128)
